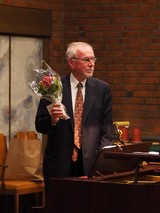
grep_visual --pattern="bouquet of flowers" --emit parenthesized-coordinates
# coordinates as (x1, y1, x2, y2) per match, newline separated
(29, 60, 69, 120)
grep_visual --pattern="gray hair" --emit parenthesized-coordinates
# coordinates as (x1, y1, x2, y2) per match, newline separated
(65, 42, 94, 60)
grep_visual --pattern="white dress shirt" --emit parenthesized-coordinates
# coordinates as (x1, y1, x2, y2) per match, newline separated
(70, 73, 86, 113)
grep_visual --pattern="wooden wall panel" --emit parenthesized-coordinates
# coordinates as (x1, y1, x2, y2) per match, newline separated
(0, 4, 52, 36)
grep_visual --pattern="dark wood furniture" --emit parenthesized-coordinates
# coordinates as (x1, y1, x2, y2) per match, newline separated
(30, 151, 160, 213)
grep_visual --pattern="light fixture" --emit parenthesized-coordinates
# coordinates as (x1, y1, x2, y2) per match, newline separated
(113, 121, 130, 144)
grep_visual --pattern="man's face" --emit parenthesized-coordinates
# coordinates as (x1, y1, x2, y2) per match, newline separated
(68, 46, 96, 82)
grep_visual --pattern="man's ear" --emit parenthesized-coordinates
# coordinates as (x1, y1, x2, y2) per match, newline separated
(67, 58, 75, 69)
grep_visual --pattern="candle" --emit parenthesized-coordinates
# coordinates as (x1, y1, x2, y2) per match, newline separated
(121, 127, 129, 142)
(132, 127, 142, 142)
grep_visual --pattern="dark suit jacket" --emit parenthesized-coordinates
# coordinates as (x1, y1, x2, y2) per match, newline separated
(35, 74, 113, 179)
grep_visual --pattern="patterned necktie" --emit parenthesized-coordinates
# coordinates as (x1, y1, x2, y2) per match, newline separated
(72, 82, 83, 162)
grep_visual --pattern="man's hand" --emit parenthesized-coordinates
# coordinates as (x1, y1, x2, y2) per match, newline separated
(50, 103, 64, 125)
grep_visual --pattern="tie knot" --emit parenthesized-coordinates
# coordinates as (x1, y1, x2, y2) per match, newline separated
(77, 82, 83, 88)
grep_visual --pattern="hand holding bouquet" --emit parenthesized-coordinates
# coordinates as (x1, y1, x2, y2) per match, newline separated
(29, 60, 69, 120)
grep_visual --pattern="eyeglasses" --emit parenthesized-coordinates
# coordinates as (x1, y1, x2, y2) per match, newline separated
(72, 57, 97, 63)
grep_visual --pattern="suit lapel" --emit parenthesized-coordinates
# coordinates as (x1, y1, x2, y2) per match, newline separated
(83, 78, 97, 124)
(61, 75, 74, 131)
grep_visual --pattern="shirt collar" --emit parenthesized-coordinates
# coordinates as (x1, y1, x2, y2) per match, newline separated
(70, 73, 86, 88)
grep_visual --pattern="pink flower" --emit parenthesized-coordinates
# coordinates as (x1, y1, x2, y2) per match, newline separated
(39, 75, 52, 87)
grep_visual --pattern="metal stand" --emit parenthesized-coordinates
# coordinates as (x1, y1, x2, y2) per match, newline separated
(133, 161, 141, 184)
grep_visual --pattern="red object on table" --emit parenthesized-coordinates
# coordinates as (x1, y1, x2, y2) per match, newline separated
(132, 127, 142, 142)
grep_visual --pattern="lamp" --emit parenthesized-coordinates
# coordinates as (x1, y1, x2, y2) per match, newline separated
(113, 121, 130, 144)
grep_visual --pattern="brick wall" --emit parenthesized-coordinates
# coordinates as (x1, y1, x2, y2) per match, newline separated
(63, 1, 160, 139)
(1, 0, 160, 139)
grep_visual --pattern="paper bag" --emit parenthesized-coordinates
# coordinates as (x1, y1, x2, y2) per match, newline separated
(5, 137, 44, 181)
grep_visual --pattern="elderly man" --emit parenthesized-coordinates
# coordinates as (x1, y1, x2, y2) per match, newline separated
(35, 41, 113, 191)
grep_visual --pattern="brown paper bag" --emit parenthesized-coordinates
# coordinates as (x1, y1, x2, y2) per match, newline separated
(5, 137, 44, 181)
